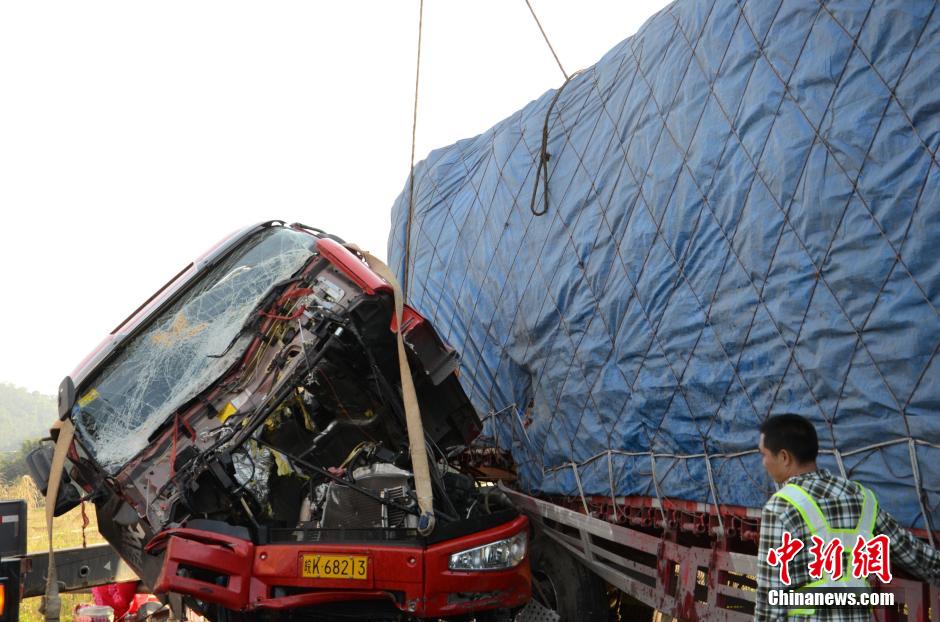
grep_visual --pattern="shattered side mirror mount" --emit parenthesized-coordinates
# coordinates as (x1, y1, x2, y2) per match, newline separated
(25, 442, 82, 517)
(58, 376, 76, 420)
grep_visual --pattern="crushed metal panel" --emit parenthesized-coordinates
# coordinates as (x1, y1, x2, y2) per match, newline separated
(74, 228, 316, 472)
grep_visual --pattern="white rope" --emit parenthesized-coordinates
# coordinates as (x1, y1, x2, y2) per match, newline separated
(486, 403, 937, 538)
(909, 438, 936, 548)
(544, 448, 757, 472)
(832, 447, 848, 479)
(649, 453, 667, 525)
(703, 452, 726, 539)
(607, 451, 617, 515)
(512, 405, 535, 448)
(541, 437, 940, 473)
(839, 437, 940, 455)
(571, 462, 590, 514)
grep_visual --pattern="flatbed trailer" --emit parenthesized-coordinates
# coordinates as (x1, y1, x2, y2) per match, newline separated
(0, 544, 139, 621)
(502, 486, 940, 622)
(1, 544, 138, 600)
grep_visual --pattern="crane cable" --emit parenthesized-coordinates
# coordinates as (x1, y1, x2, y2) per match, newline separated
(529, 69, 581, 217)
(524, 0, 569, 80)
(524, 0, 574, 217)
(402, 0, 424, 301)
(345, 244, 437, 535)
(398, 0, 573, 522)
(395, 4, 437, 532)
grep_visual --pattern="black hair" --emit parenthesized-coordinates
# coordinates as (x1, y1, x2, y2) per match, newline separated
(759, 414, 819, 464)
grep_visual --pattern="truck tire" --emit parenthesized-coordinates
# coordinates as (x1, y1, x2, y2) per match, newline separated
(528, 536, 607, 622)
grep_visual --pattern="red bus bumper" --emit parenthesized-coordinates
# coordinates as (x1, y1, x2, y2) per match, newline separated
(146, 515, 531, 618)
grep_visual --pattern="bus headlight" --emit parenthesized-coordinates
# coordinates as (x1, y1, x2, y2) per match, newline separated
(448, 531, 527, 571)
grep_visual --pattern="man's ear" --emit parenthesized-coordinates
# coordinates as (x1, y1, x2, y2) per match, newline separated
(778, 448, 794, 468)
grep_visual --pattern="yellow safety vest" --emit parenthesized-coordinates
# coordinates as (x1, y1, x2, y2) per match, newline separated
(772, 483, 878, 616)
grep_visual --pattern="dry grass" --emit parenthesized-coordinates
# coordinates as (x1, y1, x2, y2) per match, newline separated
(1, 476, 107, 622)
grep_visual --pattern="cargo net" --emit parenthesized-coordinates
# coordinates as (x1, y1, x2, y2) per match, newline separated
(389, 0, 940, 534)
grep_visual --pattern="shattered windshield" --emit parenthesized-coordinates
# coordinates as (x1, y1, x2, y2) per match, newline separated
(74, 226, 317, 473)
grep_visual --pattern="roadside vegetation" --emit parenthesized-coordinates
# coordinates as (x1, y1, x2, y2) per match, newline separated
(0, 475, 106, 622)
(0, 384, 55, 452)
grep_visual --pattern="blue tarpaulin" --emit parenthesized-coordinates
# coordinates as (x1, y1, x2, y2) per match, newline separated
(389, 0, 940, 530)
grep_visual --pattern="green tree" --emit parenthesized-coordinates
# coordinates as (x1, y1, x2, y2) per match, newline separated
(0, 438, 42, 482)
(0, 383, 55, 452)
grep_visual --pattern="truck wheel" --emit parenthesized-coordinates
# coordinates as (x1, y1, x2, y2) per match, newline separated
(529, 536, 607, 622)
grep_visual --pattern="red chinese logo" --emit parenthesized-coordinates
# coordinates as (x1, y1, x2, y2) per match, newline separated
(766, 533, 893, 585)
(852, 534, 892, 583)
(808, 535, 844, 580)
(766, 531, 804, 585)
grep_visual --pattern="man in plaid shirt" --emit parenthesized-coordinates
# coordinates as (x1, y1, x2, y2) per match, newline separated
(755, 415, 940, 621)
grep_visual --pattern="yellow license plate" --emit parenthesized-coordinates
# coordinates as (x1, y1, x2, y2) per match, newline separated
(300, 554, 368, 580)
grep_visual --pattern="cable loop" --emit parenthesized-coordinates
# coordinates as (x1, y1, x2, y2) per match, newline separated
(530, 70, 582, 216)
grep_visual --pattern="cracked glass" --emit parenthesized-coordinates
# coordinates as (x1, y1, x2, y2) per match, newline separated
(74, 226, 317, 473)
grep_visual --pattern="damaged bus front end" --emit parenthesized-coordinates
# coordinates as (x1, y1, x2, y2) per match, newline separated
(42, 221, 530, 621)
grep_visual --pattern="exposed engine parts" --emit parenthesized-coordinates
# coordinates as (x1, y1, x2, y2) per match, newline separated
(310, 463, 418, 530)
(69, 227, 492, 551)
(52, 224, 530, 621)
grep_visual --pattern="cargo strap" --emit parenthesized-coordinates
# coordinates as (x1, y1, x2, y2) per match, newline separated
(346, 245, 436, 535)
(41, 417, 75, 622)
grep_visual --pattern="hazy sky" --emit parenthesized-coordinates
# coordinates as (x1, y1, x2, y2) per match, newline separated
(0, 1, 670, 395)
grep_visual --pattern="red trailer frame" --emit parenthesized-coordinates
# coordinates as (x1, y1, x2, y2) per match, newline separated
(502, 486, 939, 622)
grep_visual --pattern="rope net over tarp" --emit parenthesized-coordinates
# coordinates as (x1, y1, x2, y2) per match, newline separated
(388, 0, 940, 531)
